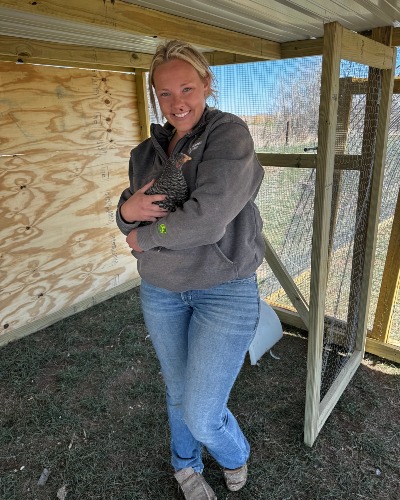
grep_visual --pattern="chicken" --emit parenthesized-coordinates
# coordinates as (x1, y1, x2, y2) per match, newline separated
(145, 152, 191, 212)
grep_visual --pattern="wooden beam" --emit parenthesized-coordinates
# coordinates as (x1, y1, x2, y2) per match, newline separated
(281, 38, 324, 59)
(392, 27, 400, 46)
(341, 28, 394, 70)
(204, 51, 266, 66)
(338, 77, 400, 95)
(304, 21, 343, 448)
(365, 337, 400, 363)
(135, 68, 150, 141)
(0, 35, 291, 71)
(263, 235, 310, 329)
(271, 304, 307, 331)
(0, 0, 280, 60)
(281, 27, 400, 61)
(256, 153, 360, 170)
(0, 35, 152, 70)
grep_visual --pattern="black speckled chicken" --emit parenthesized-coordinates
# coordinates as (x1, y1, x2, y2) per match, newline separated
(145, 152, 191, 212)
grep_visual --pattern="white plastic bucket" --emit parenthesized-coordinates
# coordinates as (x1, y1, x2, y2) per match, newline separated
(248, 300, 283, 365)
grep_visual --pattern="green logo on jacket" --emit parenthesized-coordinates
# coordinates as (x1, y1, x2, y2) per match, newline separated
(159, 223, 167, 234)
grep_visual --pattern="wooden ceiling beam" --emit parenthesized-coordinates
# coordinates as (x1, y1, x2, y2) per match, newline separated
(204, 51, 266, 66)
(0, 35, 153, 70)
(392, 27, 400, 46)
(281, 27, 400, 60)
(0, 0, 281, 60)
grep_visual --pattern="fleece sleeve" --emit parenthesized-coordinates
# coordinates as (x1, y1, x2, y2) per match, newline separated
(136, 121, 263, 251)
(115, 187, 141, 236)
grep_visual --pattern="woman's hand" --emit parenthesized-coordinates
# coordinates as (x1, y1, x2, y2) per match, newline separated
(126, 229, 143, 252)
(120, 179, 168, 223)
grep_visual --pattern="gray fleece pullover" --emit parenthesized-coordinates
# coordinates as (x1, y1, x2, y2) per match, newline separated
(116, 106, 265, 292)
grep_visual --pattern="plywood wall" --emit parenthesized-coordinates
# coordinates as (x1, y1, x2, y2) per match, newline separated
(0, 62, 141, 345)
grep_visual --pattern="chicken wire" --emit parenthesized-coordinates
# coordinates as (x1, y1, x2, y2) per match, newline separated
(213, 57, 322, 307)
(144, 53, 400, 353)
(212, 55, 399, 396)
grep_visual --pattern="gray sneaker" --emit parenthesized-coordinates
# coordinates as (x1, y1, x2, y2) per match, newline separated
(174, 467, 217, 500)
(223, 463, 248, 491)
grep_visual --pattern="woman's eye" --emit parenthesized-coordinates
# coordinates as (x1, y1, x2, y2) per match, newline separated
(159, 92, 170, 97)
(183, 87, 192, 93)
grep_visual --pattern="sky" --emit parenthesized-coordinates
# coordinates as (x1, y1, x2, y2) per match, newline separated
(210, 50, 400, 117)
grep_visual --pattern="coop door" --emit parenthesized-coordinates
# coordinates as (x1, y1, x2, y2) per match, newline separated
(304, 23, 396, 446)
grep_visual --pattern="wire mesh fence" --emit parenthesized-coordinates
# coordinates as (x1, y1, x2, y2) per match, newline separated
(212, 54, 400, 396)
(144, 52, 400, 354)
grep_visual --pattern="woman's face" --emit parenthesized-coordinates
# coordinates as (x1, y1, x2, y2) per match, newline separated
(153, 58, 210, 139)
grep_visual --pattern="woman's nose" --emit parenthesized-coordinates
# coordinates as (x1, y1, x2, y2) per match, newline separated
(171, 93, 184, 107)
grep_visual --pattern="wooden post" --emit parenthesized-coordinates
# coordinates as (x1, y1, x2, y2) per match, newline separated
(368, 64, 400, 345)
(135, 68, 150, 141)
(285, 120, 290, 146)
(344, 27, 395, 354)
(369, 187, 400, 343)
(304, 21, 343, 447)
(354, 43, 396, 351)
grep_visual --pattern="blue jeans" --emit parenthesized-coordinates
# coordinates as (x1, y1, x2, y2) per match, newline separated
(140, 275, 260, 472)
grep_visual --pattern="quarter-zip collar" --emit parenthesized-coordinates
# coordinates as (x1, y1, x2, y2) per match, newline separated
(150, 106, 218, 159)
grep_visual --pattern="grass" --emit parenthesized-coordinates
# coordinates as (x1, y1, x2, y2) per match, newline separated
(0, 286, 399, 499)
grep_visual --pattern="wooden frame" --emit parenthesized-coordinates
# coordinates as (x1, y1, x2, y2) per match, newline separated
(303, 23, 396, 446)
(304, 21, 344, 447)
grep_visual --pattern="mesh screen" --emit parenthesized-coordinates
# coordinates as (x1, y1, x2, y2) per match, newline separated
(213, 57, 321, 152)
(213, 56, 399, 397)
(213, 58, 323, 308)
(368, 57, 400, 346)
(391, 299, 400, 346)
(145, 53, 400, 352)
(320, 61, 381, 399)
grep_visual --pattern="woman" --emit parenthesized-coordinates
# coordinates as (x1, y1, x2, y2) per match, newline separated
(116, 40, 265, 499)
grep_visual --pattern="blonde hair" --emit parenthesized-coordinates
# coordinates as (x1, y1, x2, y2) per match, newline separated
(148, 40, 217, 120)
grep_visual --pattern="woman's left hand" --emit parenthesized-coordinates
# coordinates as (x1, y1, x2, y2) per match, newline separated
(126, 229, 143, 253)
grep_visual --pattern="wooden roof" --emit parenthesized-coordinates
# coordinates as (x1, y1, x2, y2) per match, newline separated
(0, 0, 399, 70)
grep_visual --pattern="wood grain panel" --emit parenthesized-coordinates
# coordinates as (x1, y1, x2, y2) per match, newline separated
(0, 35, 153, 71)
(0, 62, 141, 340)
(0, 62, 139, 154)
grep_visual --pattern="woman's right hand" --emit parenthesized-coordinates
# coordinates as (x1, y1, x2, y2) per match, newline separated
(120, 179, 168, 223)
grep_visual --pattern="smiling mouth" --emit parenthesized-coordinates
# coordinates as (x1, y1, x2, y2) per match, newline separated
(174, 111, 190, 118)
